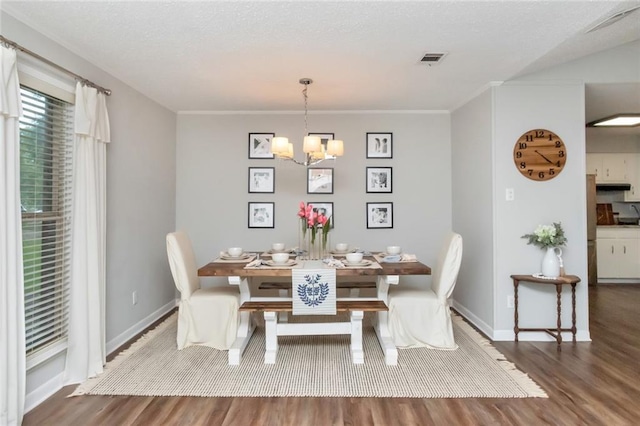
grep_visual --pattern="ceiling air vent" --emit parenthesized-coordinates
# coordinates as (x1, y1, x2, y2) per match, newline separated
(420, 52, 447, 66)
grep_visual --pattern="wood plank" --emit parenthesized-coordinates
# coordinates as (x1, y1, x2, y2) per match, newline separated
(239, 300, 388, 312)
(258, 281, 376, 290)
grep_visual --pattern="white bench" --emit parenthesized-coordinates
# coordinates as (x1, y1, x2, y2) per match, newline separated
(239, 300, 388, 364)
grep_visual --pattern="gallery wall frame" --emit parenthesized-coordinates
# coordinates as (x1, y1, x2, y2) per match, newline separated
(366, 132, 393, 159)
(248, 167, 275, 193)
(366, 202, 393, 229)
(248, 133, 275, 159)
(248, 202, 275, 228)
(366, 166, 392, 193)
(307, 167, 334, 194)
(307, 201, 334, 228)
(308, 132, 336, 160)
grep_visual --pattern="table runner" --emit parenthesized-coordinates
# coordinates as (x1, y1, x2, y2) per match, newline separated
(292, 268, 336, 315)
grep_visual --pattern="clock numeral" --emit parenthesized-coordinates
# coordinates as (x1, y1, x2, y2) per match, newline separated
(558, 150, 565, 157)
(555, 141, 561, 148)
(535, 130, 544, 138)
(525, 135, 533, 142)
(538, 171, 545, 179)
(549, 134, 554, 141)
(528, 169, 533, 176)
(556, 160, 561, 167)
(549, 168, 555, 175)
(516, 151, 522, 158)
(519, 142, 528, 149)
(519, 162, 526, 169)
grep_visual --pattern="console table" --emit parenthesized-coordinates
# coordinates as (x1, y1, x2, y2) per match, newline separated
(510, 274, 581, 349)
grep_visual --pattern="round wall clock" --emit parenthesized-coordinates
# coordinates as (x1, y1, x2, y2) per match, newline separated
(513, 129, 567, 181)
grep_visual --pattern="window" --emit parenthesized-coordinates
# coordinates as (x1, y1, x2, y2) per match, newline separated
(20, 85, 74, 358)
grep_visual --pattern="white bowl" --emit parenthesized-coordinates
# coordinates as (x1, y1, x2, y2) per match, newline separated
(271, 252, 289, 264)
(227, 247, 243, 257)
(272, 242, 285, 252)
(335, 243, 348, 252)
(345, 252, 364, 264)
(386, 246, 401, 255)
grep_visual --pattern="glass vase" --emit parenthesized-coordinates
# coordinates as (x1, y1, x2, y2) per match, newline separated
(308, 231, 321, 260)
(298, 221, 308, 258)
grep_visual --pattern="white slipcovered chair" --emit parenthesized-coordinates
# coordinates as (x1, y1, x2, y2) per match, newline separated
(166, 231, 239, 350)
(387, 232, 463, 350)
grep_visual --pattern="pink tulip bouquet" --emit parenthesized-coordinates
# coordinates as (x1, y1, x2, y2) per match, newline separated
(298, 202, 331, 250)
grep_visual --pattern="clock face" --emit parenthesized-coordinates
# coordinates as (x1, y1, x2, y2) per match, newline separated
(513, 129, 566, 181)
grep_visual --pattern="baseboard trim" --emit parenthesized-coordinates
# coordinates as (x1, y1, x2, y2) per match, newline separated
(493, 329, 591, 342)
(25, 372, 64, 414)
(450, 299, 494, 340)
(106, 299, 178, 355)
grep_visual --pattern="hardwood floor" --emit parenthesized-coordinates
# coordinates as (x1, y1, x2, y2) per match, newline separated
(24, 285, 640, 425)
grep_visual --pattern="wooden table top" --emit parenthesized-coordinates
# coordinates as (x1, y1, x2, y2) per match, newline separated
(198, 255, 431, 277)
(510, 274, 581, 285)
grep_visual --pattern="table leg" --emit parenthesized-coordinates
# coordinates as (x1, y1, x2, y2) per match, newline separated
(350, 311, 364, 364)
(264, 311, 278, 364)
(513, 279, 519, 342)
(556, 284, 563, 349)
(571, 283, 577, 343)
(373, 275, 398, 366)
(228, 276, 256, 365)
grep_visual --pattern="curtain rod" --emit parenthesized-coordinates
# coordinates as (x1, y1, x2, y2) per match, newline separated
(0, 35, 111, 96)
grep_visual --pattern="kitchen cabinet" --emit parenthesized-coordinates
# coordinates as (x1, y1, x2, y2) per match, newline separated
(586, 153, 628, 183)
(596, 227, 640, 279)
(624, 154, 640, 202)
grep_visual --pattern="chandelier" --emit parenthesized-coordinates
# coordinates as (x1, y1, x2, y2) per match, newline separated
(271, 78, 344, 166)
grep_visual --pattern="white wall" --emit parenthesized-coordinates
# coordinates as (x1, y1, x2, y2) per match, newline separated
(451, 88, 495, 334)
(1, 12, 178, 410)
(176, 112, 451, 288)
(493, 82, 588, 340)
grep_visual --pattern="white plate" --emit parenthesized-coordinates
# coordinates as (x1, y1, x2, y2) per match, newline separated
(330, 250, 349, 255)
(343, 259, 372, 267)
(379, 252, 402, 257)
(267, 249, 293, 254)
(264, 259, 297, 267)
(220, 253, 251, 260)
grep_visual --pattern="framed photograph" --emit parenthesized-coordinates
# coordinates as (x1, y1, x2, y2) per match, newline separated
(307, 201, 334, 228)
(307, 167, 334, 194)
(248, 133, 275, 159)
(366, 132, 393, 159)
(248, 167, 275, 193)
(248, 202, 274, 228)
(366, 202, 393, 229)
(308, 132, 336, 160)
(366, 167, 392, 193)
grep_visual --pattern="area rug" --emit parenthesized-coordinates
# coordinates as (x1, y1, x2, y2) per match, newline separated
(71, 313, 546, 398)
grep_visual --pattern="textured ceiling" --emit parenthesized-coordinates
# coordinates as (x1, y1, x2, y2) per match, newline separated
(1, 1, 639, 113)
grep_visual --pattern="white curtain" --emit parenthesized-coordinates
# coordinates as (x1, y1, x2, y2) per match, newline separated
(0, 46, 26, 426)
(64, 82, 110, 384)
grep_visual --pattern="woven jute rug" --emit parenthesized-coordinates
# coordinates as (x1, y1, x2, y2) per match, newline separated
(71, 313, 546, 398)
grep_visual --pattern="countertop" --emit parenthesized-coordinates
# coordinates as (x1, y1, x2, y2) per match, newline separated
(597, 225, 640, 228)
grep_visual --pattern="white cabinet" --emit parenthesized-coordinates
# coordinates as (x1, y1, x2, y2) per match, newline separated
(597, 228, 640, 279)
(587, 153, 628, 183)
(624, 154, 640, 202)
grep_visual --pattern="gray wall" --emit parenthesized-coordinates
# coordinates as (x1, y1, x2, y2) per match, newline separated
(176, 112, 452, 289)
(1, 12, 177, 408)
(451, 89, 495, 333)
(493, 82, 588, 339)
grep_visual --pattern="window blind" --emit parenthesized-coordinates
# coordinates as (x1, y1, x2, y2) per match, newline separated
(20, 85, 74, 357)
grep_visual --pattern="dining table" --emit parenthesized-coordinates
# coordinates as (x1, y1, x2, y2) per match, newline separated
(198, 253, 431, 366)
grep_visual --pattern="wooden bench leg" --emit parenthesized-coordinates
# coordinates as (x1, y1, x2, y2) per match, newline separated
(350, 310, 364, 364)
(278, 289, 289, 323)
(264, 311, 278, 364)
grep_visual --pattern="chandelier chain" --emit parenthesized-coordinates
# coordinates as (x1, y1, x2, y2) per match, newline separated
(303, 84, 309, 135)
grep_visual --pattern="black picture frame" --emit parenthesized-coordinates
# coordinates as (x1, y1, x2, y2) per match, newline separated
(307, 167, 334, 194)
(307, 201, 334, 229)
(248, 133, 275, 159)
(308, 132, 336, 160)
(366, 132, 393, 159)
(366, 202, 393, 229)
(366, 166, 392, 193)
(248, 202, 275, 228)
(248, 167, 275, 193)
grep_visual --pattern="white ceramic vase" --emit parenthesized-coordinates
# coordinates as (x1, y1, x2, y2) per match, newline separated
(541, 247, 561, 278)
